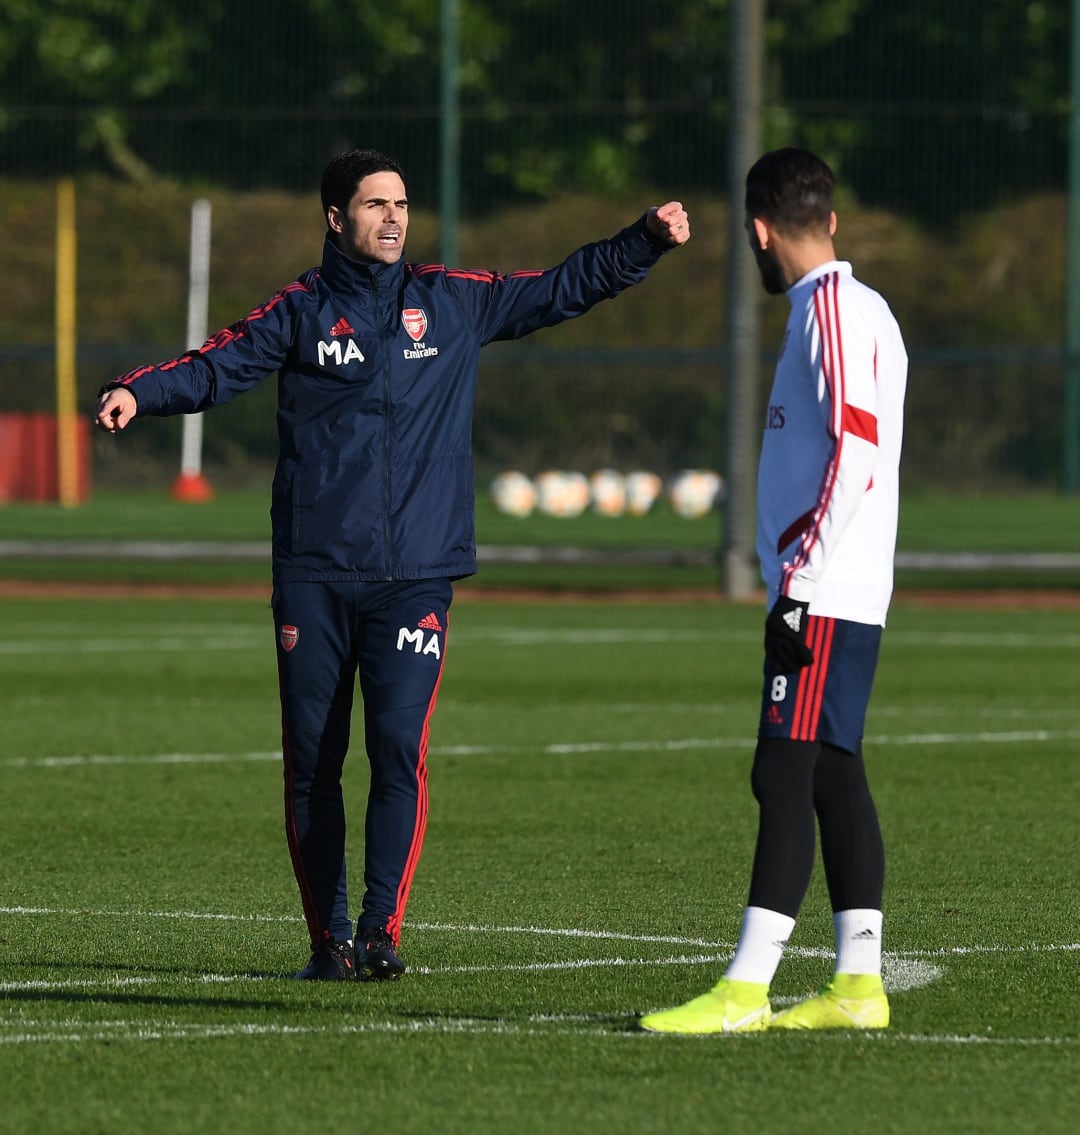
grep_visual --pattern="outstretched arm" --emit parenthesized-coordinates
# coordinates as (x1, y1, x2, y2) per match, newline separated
(451, 202, 691, 344)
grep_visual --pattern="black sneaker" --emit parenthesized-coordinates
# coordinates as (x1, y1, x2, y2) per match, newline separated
(356, 926, 406, 981)
(295, 938, 356, 981)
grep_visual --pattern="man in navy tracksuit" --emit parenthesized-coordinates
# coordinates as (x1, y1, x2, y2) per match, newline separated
(94, 149, 690, 981)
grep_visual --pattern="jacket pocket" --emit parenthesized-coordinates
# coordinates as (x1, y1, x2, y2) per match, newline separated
(390, 453, 474, 568)
(290, 460, 383, 569)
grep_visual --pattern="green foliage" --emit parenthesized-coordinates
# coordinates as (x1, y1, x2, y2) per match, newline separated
(0, 1, 1069, 218)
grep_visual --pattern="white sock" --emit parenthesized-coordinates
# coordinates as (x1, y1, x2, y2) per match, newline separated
(833, 908, 884, 975)
(724, 906, 796, 986)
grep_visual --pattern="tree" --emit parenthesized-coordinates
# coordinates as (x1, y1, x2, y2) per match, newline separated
(0, 0, 1070, 221)
(773, 0, 1070, 221)
(0, 0, 223, 178)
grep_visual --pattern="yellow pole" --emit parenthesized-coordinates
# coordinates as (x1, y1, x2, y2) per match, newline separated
(55, 178, 79, 508)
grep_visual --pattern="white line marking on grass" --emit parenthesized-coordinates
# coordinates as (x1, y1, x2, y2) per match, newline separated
(4, 908, 1075, 1047)
(872, 729, 1080, 746)
(412, 952, 733, 975)
(0, 906, 951, 998)
(0, 1018, 609, 1045)
(894, 942, 1080, 957)
(888, 630, 1080, 650)
(6, 724, 1080, 771)
(0, 952, 940, 996)
(880, 958, 943, 995)
(453, 629, 717, 646)
(0, 636, 265, 656)
(409, 920, 728, 947)
(0, 1016, 1074, 1048)
(12, 623, 1080, 660)
(1, 752, 282, 769)
(3, 906, 1075, 958)
(0, 905, 301, 923)
(454, 627, 1080, 651)
(7, 624, 1080, 666)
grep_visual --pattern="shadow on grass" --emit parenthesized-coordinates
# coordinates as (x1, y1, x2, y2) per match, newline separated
(0, 987, 287, 1011)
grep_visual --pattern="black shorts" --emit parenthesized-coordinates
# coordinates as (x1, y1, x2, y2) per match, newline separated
(758, 615, 882, 754)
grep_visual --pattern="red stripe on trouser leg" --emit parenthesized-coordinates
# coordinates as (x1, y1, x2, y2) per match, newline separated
(385, 617, 449, 947)
(280, 703, 325, 946)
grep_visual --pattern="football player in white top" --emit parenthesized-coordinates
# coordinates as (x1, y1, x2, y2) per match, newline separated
(642, 148, 908, 1034)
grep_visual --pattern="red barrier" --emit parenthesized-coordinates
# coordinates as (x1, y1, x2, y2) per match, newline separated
(0, 413, 91, 504)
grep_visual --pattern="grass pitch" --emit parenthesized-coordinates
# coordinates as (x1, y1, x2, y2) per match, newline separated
(0, 593, 1077, 1133)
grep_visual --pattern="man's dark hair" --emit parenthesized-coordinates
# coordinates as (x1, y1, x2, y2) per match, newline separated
(745, 148, 834, 237)
(320, 149, 406, 219)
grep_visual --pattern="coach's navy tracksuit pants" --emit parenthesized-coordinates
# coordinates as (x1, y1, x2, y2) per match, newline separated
(272, 578, 452, 949)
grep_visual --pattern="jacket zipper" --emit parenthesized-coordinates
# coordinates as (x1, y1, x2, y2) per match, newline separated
(380, 280, 394, 580)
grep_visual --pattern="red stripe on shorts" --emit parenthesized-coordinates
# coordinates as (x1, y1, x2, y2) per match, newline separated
(791, 616, 835, 741)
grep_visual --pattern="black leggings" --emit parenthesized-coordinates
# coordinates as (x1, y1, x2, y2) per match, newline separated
(747, 736, 885, 918)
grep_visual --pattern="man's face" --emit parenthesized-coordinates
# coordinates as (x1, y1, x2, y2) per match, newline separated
(745, 213, 786, 296)
(328, 170, 409, 265)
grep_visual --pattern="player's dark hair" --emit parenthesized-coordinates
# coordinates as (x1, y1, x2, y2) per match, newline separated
(320, 149, 406, 219)
(745, 148, 834, 237)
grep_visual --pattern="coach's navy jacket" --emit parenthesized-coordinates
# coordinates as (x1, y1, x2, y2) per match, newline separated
(106, 218, 670, 583)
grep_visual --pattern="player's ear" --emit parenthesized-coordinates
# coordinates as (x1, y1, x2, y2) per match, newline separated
(828, 211, 837, 237)
(327, 205, 344, 234)
(750, 216, 770, 250)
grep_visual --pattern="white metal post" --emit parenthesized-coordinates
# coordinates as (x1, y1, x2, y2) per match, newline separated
(173, 197, 214, 501)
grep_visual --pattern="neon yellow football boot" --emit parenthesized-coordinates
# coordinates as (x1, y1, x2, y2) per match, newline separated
(639, 978, 771, 1034)
(769, 973, 890, 1030)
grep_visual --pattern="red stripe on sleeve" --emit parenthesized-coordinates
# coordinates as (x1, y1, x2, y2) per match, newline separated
(446, 268, 501, 283)
(777, 508, 816, 555)
(843, 404, 878, 445)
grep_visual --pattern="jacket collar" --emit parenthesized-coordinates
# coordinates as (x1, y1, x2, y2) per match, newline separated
(319, 235, 406, 299)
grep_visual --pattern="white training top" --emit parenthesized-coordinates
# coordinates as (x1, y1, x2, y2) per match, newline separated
(756, 260, 908, 626)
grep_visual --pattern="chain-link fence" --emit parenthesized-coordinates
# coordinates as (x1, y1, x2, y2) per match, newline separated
(1, 1, 1074, 496)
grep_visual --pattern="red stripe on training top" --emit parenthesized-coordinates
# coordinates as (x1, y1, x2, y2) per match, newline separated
(412, 264, 500, 284)
(781, 274, 844, 598)
(385, 614, 450, 946)
(114, 278, 312, 386)
(777, 508, 816, 555)
(412, 263, 498, 283)
(447, 269, 502, 283)
(843, 404, 878, 445)
(411, 263, 545, 285)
